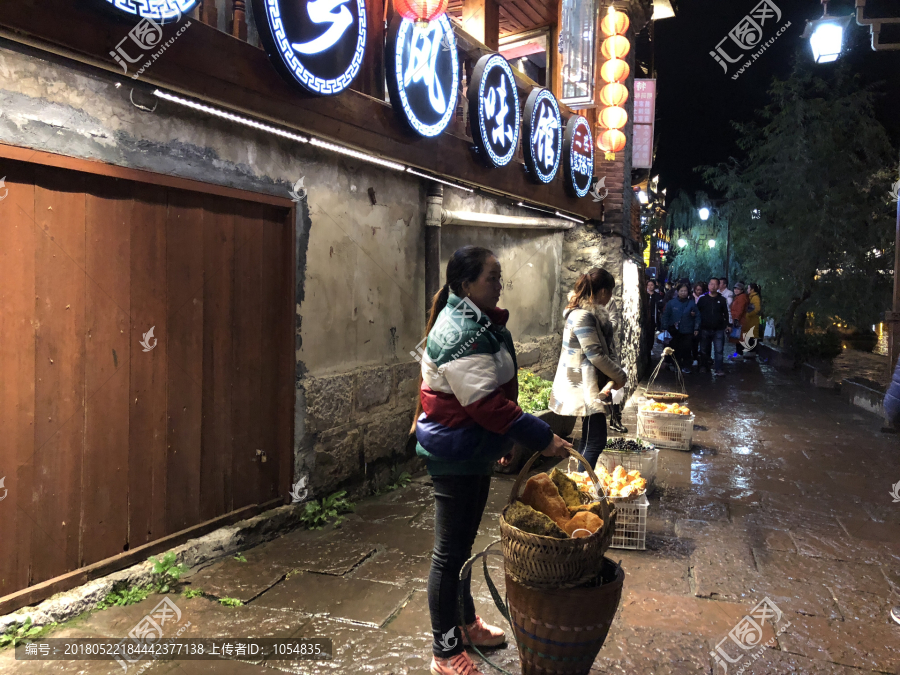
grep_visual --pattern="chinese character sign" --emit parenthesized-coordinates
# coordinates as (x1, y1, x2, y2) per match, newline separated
(105, 0, 196, 21)
(563, 115, 594, 198)
(254, 0, 367, 95)
(468, 54, 521, 168)
(388, 16, 459, 137)
(523, 88, 562, 184)
(632, 78, 655, 169)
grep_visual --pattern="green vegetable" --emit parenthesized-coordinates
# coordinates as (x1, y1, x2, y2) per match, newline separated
(518, 370, 553, 414)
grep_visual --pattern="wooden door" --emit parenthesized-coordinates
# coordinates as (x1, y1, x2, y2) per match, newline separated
(0, 160, 294, 597)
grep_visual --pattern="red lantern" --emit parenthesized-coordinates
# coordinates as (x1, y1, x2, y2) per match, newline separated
(600, 58, 630, 83)
(394, 0, 450, 24)
(601, 7, 630, 37)
(597, 128, 627, 153)
(599, 106, 628, 130)
(601, 35, 630, 60)
(599, 82, 629, 107)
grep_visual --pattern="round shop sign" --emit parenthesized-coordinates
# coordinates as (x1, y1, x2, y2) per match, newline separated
(563, 115, 594, 198)
(253, 0, 367, 96)
(468, 54, 520, 168)
(104, 0, 198, 21)
(386, 16, 459, 137)
(522, 88, 562, 184)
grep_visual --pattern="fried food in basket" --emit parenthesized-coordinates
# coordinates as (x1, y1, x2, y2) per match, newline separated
(549, 468, 584, 508)
(595, 464, 647, 498)
(563, 511, 603, 537)
(642, 402, 691, 415)
(505, 501, 568, 539)
(521, 473, 571, 529)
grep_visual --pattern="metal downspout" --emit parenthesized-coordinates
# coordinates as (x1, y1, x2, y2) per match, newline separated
(424, 183, 443, 318)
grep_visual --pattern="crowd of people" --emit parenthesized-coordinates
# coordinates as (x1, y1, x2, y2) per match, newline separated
(643, 277, 763, 375)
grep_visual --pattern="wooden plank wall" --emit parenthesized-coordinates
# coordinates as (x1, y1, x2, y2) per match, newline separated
(0, 162, 294, 598)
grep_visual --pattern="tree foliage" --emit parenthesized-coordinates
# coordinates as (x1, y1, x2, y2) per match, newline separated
(665, 191, 732, 284)
(702, 57, 897, 347)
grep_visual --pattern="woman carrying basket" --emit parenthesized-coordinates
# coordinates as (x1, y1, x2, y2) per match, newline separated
(548, 268, 628, 472)
(412, 246, 572, 675)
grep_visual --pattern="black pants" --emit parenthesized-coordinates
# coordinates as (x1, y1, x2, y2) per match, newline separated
(671, 332, 693, 371)
(578, 412, 607, 471)
(428, 474, 491, 658)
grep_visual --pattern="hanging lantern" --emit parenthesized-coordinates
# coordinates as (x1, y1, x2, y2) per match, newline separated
(597, 128, 626, 158)
(601, 34, 631, 60)
(394, 0, 450, 24)
(599, 105, 628, 130)
(599, 82, 629, 106)
(601, 6, 630, 37)
(600, 58, 630, 84)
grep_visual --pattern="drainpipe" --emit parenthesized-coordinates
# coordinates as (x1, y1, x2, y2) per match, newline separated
(424, 183, 443, 318)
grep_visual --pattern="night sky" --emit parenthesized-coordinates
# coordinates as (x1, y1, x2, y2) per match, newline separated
(650, 0, 900, 202)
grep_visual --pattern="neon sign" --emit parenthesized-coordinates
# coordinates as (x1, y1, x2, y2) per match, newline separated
(253, 0, 367, 96)
(468, 54, 520, 168)
(104, 0, 197, 21)
(563, 115, 594, 198)
(387, 16, 459, 137)
(523, 88, 562, 184)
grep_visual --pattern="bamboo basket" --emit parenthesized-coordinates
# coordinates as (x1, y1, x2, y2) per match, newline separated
(500, 448, 616, 590)
(506, 558, 625, 675)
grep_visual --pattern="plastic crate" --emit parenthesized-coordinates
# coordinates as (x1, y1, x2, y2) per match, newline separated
(597, 445, 658, 493)
(609, 493, 648, 550)
(637, 411, 694, 452)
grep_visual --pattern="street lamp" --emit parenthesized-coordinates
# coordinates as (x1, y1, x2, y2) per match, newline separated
(802, 1, 853, 63)
(637, 190, 649, 204)
(698, 207, 710, 221)
(708, 239, 717, 248)
(677, 238, 687, 248)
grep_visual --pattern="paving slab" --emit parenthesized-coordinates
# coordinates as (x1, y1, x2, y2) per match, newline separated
(185, 558, 287, 603)
(336, 521, 437, 558)
(350, 550, 432, 588)
(242, 532, 377, 576)
(591, 624, 712, 674)
(752, 548, 892, 596)
(777, 613, 900, 673)
(614, 549, 692, 596)
(251, 572, 412, 628)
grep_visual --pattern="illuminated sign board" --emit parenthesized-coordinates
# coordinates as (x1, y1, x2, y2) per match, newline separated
(468, 54, 520, 168)
(522, 88, 562, 184)
(386, 16, 459, 137)
(253, 0, 367, 96)
(563, 115, 594, 198)
(104, 0, 197, 21)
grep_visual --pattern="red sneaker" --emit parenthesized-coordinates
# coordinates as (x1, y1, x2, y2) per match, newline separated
(430, 652, 484, 675)
(459, 616, 506, 647)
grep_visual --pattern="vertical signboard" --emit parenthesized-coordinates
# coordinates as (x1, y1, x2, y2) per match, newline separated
(632, 78, 656, 169)
(563, 115, 594, 198)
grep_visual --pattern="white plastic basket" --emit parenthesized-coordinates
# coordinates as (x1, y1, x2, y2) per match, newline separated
(610, 492, 648, 550)
(597, 445, 658, 493)
(637, 411, 694, 452)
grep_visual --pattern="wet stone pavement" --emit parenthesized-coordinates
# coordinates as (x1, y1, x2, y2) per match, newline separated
(3, 358, 900, 674)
